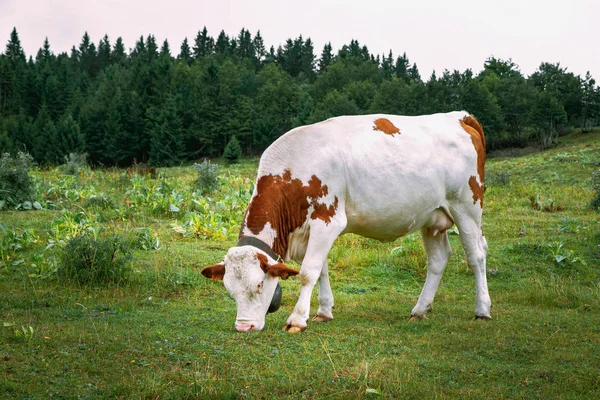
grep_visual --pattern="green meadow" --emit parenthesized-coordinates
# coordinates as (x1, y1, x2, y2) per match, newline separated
(1, 130, 599, 399)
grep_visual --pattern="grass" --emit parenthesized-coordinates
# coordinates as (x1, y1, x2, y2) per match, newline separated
(1, 130, 600, 399)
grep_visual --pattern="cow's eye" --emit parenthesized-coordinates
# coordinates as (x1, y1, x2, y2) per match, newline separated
(257, 281, 264, 291)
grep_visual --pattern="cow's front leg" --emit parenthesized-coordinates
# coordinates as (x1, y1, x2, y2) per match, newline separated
(314, 260, 334, 322)
(283, 262, 322, 333)
(283, 219, 345, 333)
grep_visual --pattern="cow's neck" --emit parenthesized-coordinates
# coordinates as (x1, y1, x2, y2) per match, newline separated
(237, 235, 282, 262)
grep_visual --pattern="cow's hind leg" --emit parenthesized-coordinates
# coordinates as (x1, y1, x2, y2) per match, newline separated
(284, 218, 346, 333)
(313, 260, 334, 322)
(452, 204, 492, 319)
(411, 226, 452, 319)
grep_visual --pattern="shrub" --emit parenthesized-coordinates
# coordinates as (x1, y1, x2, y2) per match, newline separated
(83, 193, 115, 210)
(223, 136, 241, 164)
(486, 171, 511, 186)
(57, 235, 132, 285)
(0, 152, 36, 209)
(59, 153, 89, 175)
(193, 160, 220, 195)
(591, 169, 600, 212)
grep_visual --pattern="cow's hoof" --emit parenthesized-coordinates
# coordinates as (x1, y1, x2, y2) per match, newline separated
(409, 314, 427, 322)
(313, 315, 333, 323)
(474, 315, 492, 321)
(283, 324, 306, 333)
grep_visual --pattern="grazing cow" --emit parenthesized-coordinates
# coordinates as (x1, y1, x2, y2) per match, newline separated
(202, 111, 491, 332)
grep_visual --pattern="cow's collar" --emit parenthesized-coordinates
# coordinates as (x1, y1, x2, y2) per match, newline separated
(237, 236, 283, 263)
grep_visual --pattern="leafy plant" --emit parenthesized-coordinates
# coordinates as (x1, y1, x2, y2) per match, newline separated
(591, 169, 600, 211)
(0, 152, 36, 209)
(529, 193, 564, 212)
(558, 217, 583, 233)
(48, 209, 99, 245)
(131, 227, 161, 251)
(13, 325, 34, 341)
(486, 171, 511, 186)
(56, 235, 132, 285)
(0, 224, 38, 263)
(193, 160, 220, 195)
(547, 242, 586, 266)
(59, 152, 90, 175)
(83, 193, 115, 210)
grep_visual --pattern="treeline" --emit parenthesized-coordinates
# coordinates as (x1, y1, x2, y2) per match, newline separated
(0, 27, 599, 166)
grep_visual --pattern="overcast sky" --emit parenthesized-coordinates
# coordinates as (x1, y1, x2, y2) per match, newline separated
(1, 0, 598, 81)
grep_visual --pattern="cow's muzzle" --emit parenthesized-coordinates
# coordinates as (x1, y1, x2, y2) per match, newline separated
(267, 282, 282, 313)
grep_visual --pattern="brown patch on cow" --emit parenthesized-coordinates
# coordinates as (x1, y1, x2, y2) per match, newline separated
(241, 170, 339, 257)
(373, 118, 400, 136)
(300, 272, 311, 286)
(468, 176, 484, 207)
(460, 115, 486, 207)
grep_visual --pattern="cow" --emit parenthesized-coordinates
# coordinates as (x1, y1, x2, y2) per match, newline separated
(201, 111, 491, 332)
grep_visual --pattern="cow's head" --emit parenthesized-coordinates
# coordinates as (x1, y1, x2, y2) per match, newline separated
(201, 246, 299, 332)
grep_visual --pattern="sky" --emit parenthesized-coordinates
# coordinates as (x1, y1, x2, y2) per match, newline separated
(1, 0, 598, 81)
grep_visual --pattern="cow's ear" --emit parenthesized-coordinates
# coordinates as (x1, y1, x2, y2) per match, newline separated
(267, 262, 299, 280)
(201, 262, 225, 280)
(256, 253, 299, 280)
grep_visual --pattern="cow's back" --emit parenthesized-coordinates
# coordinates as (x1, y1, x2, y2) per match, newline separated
(255, 111, 483, 243)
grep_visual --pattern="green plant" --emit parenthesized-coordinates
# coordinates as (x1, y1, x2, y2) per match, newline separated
(193, 160, 220, 195)
(83, 193, 115, 210)
(0, 224, 38, 263)
(547, 242, 586, 266)
(56, 235, 132, 285)
(131, 227, 161, 251)
(486, 171, 511, 186)
(591, 169, 600, 211)
(0, 152, 36, 209)
(223, 136, 241, 164)
(558, 217, 583, 233)
(59, 153, 90, 175)
(13, 325, 34, 341)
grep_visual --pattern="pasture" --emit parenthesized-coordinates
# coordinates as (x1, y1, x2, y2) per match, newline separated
(1, 130, 599, 399)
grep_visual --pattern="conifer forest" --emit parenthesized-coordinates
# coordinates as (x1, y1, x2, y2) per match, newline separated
(0, 27, 599, 166)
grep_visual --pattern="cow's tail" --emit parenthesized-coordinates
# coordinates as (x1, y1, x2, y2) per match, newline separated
(461, 114, 486, 151)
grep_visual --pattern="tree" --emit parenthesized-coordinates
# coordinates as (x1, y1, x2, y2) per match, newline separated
(530, 91, 567, 148)
(223, 135, 241, 163)
(178, 38, 192, 65)
(97, 34, 111, 70)
(581, 71, 599, 131)
(149, 94, 187, 166)
(318, 42, 333, 74)
(193, 27, 214, 59)
(112, 37, 127, 64)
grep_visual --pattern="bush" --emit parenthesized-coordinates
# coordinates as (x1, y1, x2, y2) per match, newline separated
(0, 152, 36, 209)
(591, 169, 600, 212)
(223, 136, 241, 164)
(59, 153, 89, 175)
(486, 171, 511, 186)
(57, 235, 132, 285)
(193, 160, 220, 195)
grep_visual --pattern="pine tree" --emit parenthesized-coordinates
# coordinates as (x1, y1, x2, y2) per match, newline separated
(97, 34, 111, 70)
(193, 27, 214, 59)
(149, 94, 187, 166)
(178, 38, 192, 64)
(223, 135, 241, 163)
(214, 31, 230, 55)
(112, 37, 127, 64)
(252, 31, 266, 65)
(318, 43, 333, 73)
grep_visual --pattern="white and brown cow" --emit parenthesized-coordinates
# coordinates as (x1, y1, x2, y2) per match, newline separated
(202, 111, 491, 332)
